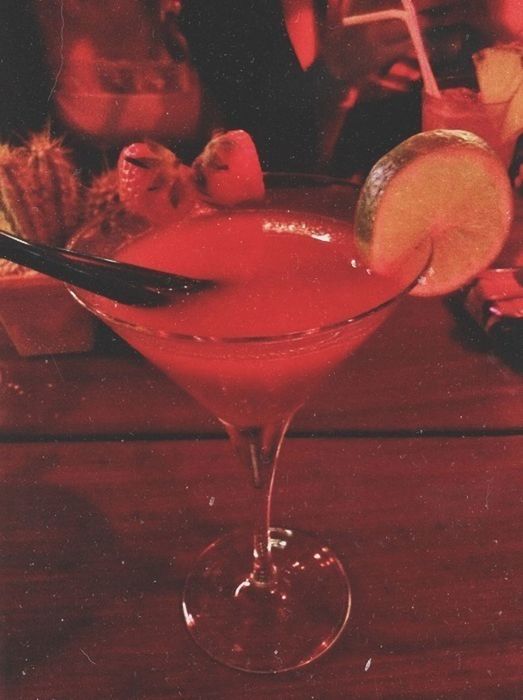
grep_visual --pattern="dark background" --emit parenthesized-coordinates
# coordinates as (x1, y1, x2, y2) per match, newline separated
(0, 1, 517, 177)
(0, 0, 52, 141)
(0, 0, 424, 175)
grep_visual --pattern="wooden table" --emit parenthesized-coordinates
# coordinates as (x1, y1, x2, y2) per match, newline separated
(2, 260, 523, 697)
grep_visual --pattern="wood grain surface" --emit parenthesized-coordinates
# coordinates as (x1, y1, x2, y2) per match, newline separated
(2, 436, 522, 699)
(0, 296, 521, 440)
(1, 202, 522, 698)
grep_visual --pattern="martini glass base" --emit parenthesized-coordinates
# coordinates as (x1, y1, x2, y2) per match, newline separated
(182, 527, 351, 673)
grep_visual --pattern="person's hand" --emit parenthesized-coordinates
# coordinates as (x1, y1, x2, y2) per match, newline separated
(321, 0, 487, 86)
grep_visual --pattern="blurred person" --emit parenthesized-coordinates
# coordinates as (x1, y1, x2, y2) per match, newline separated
(178, 1, 510, 173)
(1, 1, 517, 167)
(178, 1, 329, 171)
(489, 0, 523, 40)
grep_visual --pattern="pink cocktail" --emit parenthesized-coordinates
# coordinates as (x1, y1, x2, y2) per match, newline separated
(422, 87, 517, 167)
(71, 174, 428, 672)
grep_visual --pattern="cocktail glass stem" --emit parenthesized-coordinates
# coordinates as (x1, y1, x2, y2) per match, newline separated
(182, 409, 350, 672)
(224, 417, 291, 587)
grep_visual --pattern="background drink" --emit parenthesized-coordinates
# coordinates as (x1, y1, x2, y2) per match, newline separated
(422, 86, 516, 167)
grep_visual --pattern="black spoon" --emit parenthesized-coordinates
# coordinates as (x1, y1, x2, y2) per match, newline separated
(0, 229, 213, 306)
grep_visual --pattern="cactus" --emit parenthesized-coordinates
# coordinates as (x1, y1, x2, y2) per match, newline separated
(84, 168, 122, 223)
(0, 144, 35, 240)
(0, 132, 82, 245)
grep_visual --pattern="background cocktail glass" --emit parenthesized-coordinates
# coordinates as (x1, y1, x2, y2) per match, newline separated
(422, 82, 517, 168)
(34, 1, 202, 151)
(69, 174, 429, 673)
(52, 59, 202, 149)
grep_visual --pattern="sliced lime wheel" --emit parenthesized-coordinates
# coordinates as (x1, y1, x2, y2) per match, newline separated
(355, 129, 513, 296)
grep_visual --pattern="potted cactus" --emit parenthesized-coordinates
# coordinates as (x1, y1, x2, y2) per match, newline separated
(0, 132, 108, 356)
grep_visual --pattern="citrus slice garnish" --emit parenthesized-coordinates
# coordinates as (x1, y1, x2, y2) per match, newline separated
(355, 129, 513, 296)
(472, 44, 523, 104)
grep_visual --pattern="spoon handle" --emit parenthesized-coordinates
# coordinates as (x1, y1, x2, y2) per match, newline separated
(0, 229, 212, 306)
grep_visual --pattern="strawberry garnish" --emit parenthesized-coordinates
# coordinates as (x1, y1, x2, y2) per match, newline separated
(117, 141, 196, 224)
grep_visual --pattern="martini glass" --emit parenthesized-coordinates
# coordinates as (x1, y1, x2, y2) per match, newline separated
(69, 173, 429, 673)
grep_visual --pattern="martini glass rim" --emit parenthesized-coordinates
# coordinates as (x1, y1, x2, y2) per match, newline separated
(70, 171, 431, 346)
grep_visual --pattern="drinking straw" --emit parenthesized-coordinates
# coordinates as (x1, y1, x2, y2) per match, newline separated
(341, 0, 441, 98)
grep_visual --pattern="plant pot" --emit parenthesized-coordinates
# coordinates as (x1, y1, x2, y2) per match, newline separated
(0, 269, 96, 357)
